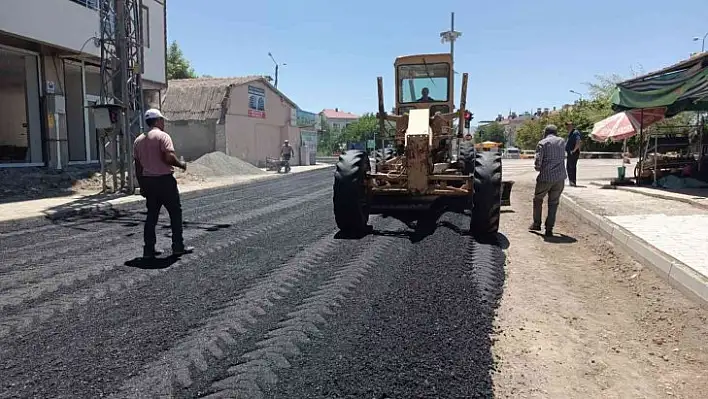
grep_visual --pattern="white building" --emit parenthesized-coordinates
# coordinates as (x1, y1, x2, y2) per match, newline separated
(0, 0, 166, 168)
(320, 108, 359, 131)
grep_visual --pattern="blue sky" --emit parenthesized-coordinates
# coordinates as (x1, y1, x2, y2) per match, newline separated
(167, 0, 707, 122)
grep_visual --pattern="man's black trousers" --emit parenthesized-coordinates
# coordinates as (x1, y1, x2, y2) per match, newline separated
(566, 150, 580, 184)
(140, 174, 184, 250)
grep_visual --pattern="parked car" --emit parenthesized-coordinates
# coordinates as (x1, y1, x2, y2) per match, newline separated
(503, 147, 521, 159)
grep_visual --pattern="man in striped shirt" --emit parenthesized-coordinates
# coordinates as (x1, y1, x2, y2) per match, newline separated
(530, 124, 567, 236)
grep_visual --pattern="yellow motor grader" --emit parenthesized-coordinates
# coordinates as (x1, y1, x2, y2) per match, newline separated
(333, 53, 512, 237)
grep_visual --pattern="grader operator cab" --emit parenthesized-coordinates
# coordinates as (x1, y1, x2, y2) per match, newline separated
(333, 53, 512, 237)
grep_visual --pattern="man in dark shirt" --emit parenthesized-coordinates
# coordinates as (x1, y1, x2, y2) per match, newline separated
(417, 87, 434, 102)
(531, 124, 567, 236)
(565, 121, 582, 186)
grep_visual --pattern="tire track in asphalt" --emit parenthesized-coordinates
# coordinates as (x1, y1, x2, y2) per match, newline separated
(203, 235, 397, 399)
(107, 219, 399, 399)
(464, 235, 507, 316)
(0, 168, 332, 245)
(267, 214, 507, 398)
(0, 180, 327, 274)
(0, 189, 332, 338)
(0, 171, 332, 259)
(0, 201, 340, 399)
(0, 186, 331, 310)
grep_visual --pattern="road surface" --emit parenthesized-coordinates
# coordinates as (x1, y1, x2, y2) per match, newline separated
(1, 159, 707, 398)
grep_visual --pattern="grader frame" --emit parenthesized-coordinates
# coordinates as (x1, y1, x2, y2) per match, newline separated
(332, 53, 509, 237)
(372, 53, 472, 198)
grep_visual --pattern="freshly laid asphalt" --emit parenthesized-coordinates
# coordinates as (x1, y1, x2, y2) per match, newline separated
(0, 167, 506, 399)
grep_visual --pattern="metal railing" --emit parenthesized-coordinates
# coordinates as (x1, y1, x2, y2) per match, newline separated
(68, 0, 99, 11)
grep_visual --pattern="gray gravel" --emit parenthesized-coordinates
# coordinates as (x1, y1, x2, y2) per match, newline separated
(189, 151, 266, 177)
(0, 168, 506, 399)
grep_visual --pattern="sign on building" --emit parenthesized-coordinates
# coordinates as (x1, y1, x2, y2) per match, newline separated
(295, 109, 318, 128)
(247, 85, 266, 118)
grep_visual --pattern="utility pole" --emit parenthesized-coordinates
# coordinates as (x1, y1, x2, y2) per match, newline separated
(99, 0, 145, 194)
(440, 12, 462, 106)
(268, 52, 286, 89)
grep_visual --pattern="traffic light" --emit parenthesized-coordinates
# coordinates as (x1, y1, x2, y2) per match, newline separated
(464, 110, 473, 128)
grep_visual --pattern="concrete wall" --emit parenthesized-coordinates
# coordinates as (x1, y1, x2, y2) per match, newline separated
(166, 120, 216, 162)
(225, 82, 301, 166)
(0, 0, 166, 84)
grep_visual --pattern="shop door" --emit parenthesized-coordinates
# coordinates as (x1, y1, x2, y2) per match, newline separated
(65, 61, 86, 162)
(0, 48, 30, 163)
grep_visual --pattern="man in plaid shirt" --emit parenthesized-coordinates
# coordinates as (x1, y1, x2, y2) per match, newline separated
(530, 124, 567, 236)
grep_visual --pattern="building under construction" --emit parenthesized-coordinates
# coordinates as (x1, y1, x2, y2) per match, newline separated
(0, 0, 167, 175)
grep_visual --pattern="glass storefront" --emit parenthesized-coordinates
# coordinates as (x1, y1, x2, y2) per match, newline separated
(0, 47, 41, 165)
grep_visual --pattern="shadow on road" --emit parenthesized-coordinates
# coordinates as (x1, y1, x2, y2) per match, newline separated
(124, 255, 180, 269)
(335, 210, 513, 249)
(530, 230, 578, 244)
(44, 208, 232, 235)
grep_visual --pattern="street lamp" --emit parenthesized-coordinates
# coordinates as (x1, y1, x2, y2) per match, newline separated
(569, 90, 583, 100)
(267, 52, 286, 88)
(693, 33, 708, 52)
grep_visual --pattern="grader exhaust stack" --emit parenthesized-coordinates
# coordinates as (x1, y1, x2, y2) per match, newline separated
(333, 53, 513, 237)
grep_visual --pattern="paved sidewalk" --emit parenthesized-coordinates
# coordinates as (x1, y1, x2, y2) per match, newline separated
(589, 181, 708, 210)
(0, 164, 332, 223)
(561, 186, 708, 305)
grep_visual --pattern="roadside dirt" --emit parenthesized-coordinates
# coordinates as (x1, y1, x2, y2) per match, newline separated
(0, 151, 262, 203)
(0, 165, 207, 202)
(493, 183, 708, 399)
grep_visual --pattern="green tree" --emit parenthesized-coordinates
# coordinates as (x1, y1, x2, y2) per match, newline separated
(476, 122, 507, 143)
(167, 41, 197, 80)
(515, 74, 625, 150)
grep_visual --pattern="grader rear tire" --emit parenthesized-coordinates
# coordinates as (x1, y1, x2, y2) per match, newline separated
(470, 151, 502, 237)
(333, 150, 371, 236)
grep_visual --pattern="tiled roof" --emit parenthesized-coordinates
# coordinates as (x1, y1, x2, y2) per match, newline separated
(161, 76, 298, 121)
(321, 109, 359, 119)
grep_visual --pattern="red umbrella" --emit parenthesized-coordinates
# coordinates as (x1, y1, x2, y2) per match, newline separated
(590, 107, 666, 142)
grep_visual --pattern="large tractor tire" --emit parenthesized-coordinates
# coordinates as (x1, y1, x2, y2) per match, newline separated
(374, 148, 394, 162)
(333, 150, 371, 235)
(470, 151, 502, 237)
(456, 140, 476, 197)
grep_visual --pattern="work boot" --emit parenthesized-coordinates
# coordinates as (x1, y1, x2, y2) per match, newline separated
(143, 246, 162, 259)
(171, 244, 194, 257)
(528, 223, 542, 231)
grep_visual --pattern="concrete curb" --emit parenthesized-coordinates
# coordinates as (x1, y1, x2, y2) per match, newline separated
(561, 193, 708, 307)
(588, 182, 708, 211)
(1, 165, 335, 225)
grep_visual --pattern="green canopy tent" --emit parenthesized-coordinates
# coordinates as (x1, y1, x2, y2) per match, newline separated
(611, 53, 708, 184)
(612, 53, 708, 116)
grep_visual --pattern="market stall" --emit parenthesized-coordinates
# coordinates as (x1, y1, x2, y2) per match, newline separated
(611, 52, 708, 185)
(589, 107, 665, 183)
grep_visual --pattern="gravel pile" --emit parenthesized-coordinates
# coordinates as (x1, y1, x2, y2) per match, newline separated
(186, 151, 266, 178)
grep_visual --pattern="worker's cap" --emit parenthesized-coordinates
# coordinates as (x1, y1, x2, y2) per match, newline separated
(284, 139, 289, 143)
(544, 124, 558, 134)
(145, 108, 169, 121)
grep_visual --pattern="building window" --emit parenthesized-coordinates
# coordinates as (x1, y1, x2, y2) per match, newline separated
(68, 0, 99, 11)
(141, 6, 150, 48)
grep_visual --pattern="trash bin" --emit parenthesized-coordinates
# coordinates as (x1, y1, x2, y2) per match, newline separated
(617, 166, 626, 180)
